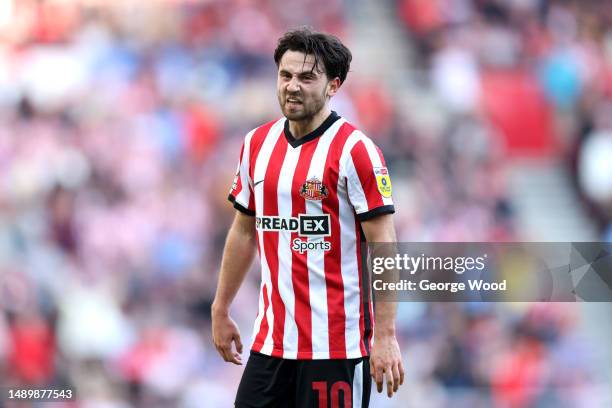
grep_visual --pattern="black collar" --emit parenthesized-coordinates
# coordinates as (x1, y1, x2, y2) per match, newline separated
(283, 111, 340, 148)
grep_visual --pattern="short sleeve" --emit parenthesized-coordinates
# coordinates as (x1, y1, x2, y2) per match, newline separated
(344, 138, 395, 221)
(228, 136, 255, 216)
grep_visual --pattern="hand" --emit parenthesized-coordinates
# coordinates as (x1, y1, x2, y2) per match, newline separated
(212, 308, 243, 365)
(370, 334, 404, 397)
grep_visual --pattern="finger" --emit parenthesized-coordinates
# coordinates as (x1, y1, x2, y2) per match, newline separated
(229, 351, 243, 365)
(218, 343, 232, 362)
(220, 348, 230, 362)
(234, 334, 243, 354)
(385, 366, 394, 397)
(214, 343, 226, 360)
(392, 363, 401, 393)
(375, 365, 384, 393)
(399, 360, 405, 386)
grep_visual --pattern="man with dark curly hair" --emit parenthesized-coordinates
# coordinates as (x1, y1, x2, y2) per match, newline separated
(212, 27, 403, 407)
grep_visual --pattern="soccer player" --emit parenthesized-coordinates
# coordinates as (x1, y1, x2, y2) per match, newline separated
(212, 27, 404, 407)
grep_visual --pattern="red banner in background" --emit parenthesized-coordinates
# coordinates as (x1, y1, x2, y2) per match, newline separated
(481, 70, 556, 157)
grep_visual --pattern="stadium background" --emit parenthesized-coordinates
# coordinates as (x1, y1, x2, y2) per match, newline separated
(0, 0, 611, 406)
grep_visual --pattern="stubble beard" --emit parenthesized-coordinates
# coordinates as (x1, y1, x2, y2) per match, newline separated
(279, 89, 327, 122)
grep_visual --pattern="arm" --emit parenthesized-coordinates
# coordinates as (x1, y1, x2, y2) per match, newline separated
(211, 210, 257, 365)
(361, 214, 404, 397)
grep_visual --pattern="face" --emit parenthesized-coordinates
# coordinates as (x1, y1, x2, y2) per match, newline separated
(277, 50, 339, 121)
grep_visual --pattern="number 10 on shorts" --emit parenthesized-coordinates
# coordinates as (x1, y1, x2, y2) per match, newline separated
(312, 381, 351, 408)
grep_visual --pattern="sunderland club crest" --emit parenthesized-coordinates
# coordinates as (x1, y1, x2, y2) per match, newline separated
(300, 177, 329, 201)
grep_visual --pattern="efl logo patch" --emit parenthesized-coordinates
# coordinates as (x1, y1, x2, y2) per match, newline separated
(300, 177, 329, 201)
(374, 167, 392, 198)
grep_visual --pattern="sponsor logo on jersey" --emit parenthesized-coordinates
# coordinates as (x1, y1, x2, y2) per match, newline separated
(374, 167, 392, 198)
(255, 214, 330, 236)
(291, 238, 331, 253)
(300, 177, 329, 201)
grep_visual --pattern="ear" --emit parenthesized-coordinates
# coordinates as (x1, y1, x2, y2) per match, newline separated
(327, 77, 341, 98)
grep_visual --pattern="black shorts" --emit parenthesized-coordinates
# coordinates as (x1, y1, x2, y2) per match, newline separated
(235, 351, 371, 408)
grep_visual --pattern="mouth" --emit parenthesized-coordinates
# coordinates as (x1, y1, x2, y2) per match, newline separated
(286, 97, 302, 105)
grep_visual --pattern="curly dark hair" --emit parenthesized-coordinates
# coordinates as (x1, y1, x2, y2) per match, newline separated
(274, 27, 352, 85)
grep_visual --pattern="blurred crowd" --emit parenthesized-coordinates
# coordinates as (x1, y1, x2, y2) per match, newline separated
(392, 0, 612, 405)
(396, 0, 612, 240)
(0, 0, 609, 407)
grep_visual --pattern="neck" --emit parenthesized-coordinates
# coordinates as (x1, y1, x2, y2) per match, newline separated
(288, 108, 332, 139)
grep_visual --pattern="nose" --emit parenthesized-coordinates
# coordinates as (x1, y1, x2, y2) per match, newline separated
(286, 76, 300, 93)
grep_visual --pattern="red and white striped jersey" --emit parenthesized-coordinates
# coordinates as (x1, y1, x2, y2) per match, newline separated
(228, 111, 394, 360)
